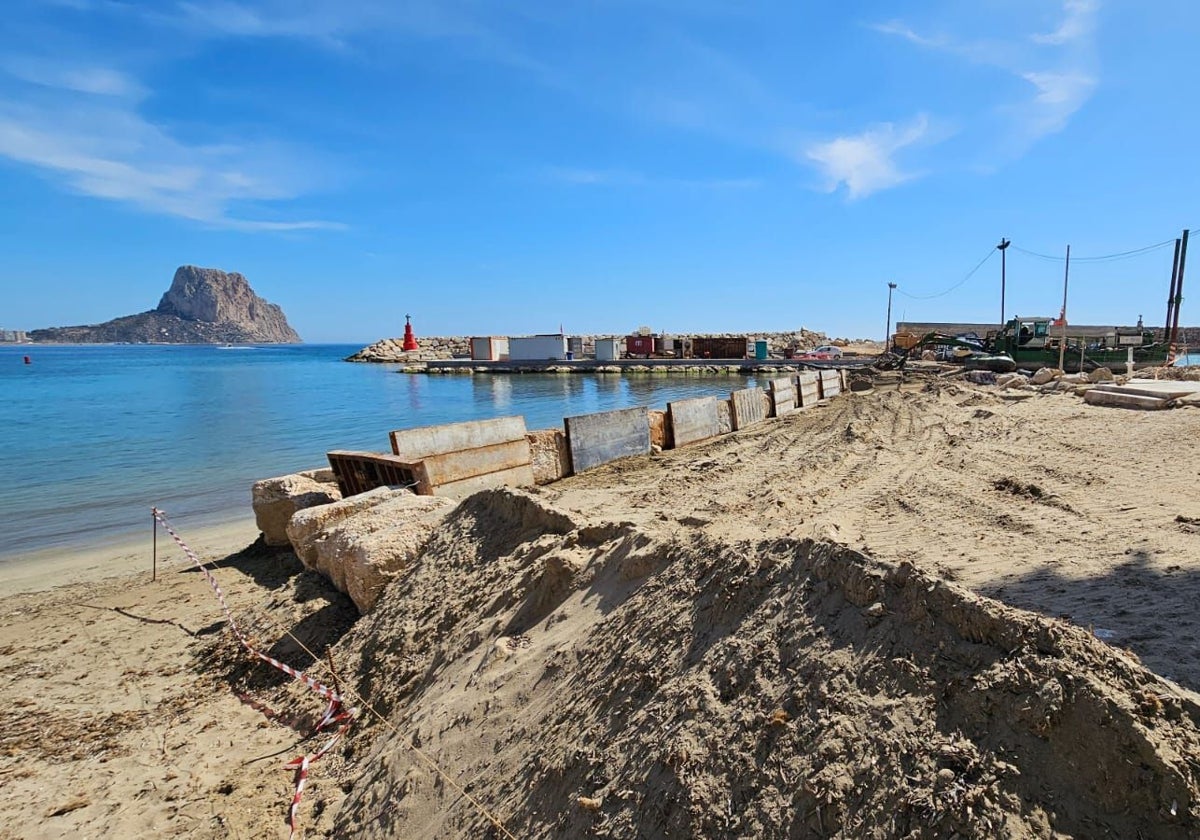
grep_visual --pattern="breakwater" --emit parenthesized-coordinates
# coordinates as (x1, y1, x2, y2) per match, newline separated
(346, 329, 834, 364)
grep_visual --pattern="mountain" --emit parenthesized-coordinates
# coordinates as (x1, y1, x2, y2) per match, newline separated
(30, 266, 301, 344)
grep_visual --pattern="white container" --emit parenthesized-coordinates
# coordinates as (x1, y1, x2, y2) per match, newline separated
(470, 336, 509, 361)
(595, 338, 621, 361)
(508, 334, 568, 361)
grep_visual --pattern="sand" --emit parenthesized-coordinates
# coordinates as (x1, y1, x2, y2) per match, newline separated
(4, 377, 1200, 837)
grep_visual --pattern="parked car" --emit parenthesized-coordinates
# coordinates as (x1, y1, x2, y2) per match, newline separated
(807, 345, 843, 358)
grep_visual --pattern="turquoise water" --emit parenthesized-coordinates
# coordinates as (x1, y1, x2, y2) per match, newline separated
(0, 344, 762, 559)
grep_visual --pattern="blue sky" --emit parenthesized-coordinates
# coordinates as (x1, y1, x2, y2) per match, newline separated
(2, 0, 1197, 343)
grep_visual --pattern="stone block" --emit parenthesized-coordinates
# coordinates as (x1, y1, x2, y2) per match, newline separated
(526, 429, 572, 484)
(286, 487, 455, 612)
(251, 471, 341, 546)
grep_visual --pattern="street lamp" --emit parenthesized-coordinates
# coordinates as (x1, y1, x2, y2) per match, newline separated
(997, 238, 1010, 328)
(885, 282, 897, 352)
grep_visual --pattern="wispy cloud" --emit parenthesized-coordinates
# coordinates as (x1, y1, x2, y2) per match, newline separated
(873, 0, 1100, 154)
(1032, 0, 1097, 45)
(0, 89, 344, 231)
(805, 114, 931, 200)
(3, 57, 145, 98)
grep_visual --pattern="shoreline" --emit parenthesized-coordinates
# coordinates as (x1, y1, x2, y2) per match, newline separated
(0, 514, 260, 596)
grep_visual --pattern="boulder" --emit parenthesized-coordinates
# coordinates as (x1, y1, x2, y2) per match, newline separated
(996, 373, 1030, 390)
(287, 488, 455, 612)
(1090, 367, 1114, 382)
(1030, 367, 1063, 386)
(251, 470, 342, 546)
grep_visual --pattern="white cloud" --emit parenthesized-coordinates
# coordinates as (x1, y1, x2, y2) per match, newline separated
(805, 115, 930, 199)
(0, 98, 344, 231)
(873, 1, 1100, 155)
(3, 58, 145, 98)
(1032, 0, 1097, 45)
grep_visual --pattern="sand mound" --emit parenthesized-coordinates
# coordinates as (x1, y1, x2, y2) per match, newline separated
(319, 489, 1200, 839)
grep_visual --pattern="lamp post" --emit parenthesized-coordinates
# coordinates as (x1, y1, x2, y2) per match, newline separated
(885, 282, 897, 352)
(997, 238, 1010, 328)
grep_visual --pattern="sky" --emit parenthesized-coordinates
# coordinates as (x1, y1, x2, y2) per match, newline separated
(2, 0, 1199, 343)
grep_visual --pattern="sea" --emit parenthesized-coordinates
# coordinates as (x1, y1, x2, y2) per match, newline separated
(0, 344, 769, 560)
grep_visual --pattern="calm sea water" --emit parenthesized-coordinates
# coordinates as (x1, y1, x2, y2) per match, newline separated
(0, 344, 764, 559)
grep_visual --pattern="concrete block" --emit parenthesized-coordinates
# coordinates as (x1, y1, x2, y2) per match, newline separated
(389, 416, 528, 460)
(1083, 390, 1173, 410)
(565, 406, 651, 472)
(526, 429, 572, 484)
(731, 387, 768, 430)
(668, 396, 723, 447)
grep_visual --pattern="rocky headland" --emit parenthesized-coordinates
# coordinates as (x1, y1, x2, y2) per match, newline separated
(30, 265, 300, 344)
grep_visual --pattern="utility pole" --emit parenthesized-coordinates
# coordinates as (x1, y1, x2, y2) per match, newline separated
(1057, 245, 1070, 371)
(1166, 239, 1182, 346)
(997, 238, 1010, 328)
(1172, 229, 1190, 353)
(885, 282, 897, 352)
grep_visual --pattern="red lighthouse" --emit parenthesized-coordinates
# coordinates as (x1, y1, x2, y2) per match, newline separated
(402, 314, 419, 352)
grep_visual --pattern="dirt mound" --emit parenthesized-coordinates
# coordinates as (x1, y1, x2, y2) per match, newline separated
(319, 489, 1200, 839)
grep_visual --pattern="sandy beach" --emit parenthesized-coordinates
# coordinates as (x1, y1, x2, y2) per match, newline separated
(5, 375, 1200, 838)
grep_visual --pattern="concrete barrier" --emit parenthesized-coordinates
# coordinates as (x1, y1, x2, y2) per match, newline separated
(565, 406, 651, 472)
(769, 377, 797, 416)
(667, 396, 723, 447)
(730, 387, 767, 430)
(819, 369, 841, 399)
(795, 372, 821, 407)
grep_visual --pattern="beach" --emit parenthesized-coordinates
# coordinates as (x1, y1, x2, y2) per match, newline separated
(4, 376, 1200, 838)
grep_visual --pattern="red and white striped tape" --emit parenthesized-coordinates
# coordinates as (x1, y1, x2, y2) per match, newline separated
(153, 508, 358, 839)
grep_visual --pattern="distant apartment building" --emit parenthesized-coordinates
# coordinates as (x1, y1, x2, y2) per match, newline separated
(0, 329, 29, 342)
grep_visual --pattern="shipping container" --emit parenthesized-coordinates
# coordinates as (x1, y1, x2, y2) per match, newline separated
(691, 336, 748, 359)
(626, 336, 655, 357)
(470, 336, 509, 361)
(654, 336, 677, 356)
(508, 334, 568, 361)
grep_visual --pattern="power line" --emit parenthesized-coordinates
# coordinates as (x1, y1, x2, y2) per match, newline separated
(1012, 239, 1175, 263)
(896, 248, 996, 300)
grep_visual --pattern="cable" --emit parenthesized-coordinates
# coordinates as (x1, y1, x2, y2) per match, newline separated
(896, 248, 996, 300)
(1012, 239, 1175, 263)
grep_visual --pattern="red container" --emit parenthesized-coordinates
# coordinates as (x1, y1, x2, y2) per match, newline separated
(626, 336, 654, 357)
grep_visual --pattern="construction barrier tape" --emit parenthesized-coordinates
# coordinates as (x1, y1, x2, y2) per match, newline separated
(153, 508, 358, 839)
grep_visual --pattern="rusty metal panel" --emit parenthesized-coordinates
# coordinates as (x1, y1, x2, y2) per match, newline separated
(730, 387, 767, 430)
(819, 369, 841, 398)
(668, 396, 723, 446)
(418, 439, 533, 486)
(390, 416, 528, 461)
(327, 451, 421, 497)
(795, 372, 821, 407)
(565, 406, 651, 472)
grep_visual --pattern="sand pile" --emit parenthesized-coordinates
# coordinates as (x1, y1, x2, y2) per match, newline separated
(306, 488, 1200, 839)
(9, 378, 1200, 838)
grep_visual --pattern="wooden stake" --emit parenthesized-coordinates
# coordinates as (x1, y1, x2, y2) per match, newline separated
(1058, 245, 1071, 371)
(152, 508, 158, 582)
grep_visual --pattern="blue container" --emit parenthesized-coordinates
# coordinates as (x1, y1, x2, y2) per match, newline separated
(754, 340, 768, 360)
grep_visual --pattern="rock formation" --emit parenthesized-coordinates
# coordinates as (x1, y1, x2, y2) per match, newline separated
(30, 265, 301, 344)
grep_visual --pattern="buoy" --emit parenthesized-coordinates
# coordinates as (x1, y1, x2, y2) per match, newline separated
(402, 314, 419, 352)
(23, 356, 31, 365)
